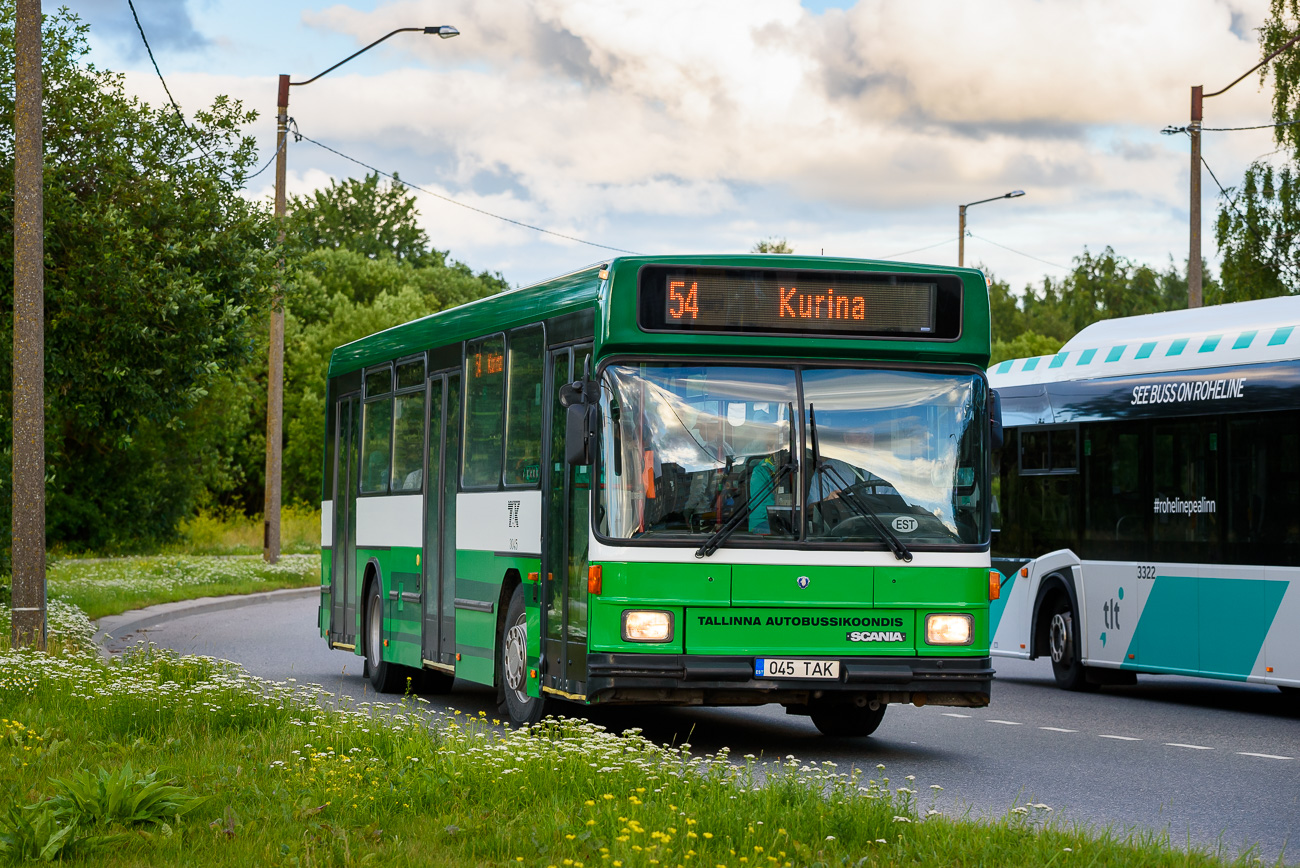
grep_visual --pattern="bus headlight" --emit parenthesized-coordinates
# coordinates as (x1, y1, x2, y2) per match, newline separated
(622, 610, 673, 642)
(925, 613, 973, 646)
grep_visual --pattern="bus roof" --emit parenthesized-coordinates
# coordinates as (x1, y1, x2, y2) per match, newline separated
(989, 295, 1300, 388)
(329, 254, 992, 378)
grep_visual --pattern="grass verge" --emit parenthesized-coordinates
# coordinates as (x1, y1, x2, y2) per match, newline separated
(40, 554, 320, 621)
(0, 606, 1273, 867)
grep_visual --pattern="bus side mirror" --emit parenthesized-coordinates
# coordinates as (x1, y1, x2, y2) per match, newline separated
(566, 403, 598, 466)
(989, 389, 1004, 452)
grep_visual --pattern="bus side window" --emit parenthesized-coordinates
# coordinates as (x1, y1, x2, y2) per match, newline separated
(361, 366, 393, 493)
(505, 326, 545, 486)
(391, 360, 426, 492)
(464, 334, 506, 487)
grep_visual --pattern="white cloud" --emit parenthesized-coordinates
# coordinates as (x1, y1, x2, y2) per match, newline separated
(117, 0, 1284, 290)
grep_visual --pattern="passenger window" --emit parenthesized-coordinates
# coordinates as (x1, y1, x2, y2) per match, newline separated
(505, 327, 545, 486)
(361, 397, 392, 493)
(391, 389, 425, 491)
(464, 335, 506, 487)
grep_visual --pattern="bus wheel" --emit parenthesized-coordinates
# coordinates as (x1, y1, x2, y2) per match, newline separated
(809, 699, 886, 737)
(365, 582, 404, 693)
(500, 585, 547, 727)
(1046, 595, 1098, 692)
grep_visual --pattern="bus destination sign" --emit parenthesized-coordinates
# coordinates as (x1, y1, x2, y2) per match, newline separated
(637, 266, 962, 339)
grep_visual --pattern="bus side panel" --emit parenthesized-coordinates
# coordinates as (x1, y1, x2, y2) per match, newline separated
(989, 565, 1030, 658)
(383, 545, 424, 669)
(319, 500, 333, 638)
(1264, 567, 1299, 687)
(453, 491, 544, 687)
(1078, 560, 1137, 669)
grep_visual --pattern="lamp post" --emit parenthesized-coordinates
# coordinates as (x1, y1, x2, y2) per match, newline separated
(1185, 31, 1300, 309)
(264, 25, 460, 564)
(958, 190, 1025, 267)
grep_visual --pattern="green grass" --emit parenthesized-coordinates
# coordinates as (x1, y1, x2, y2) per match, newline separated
(0, 606, 1275, 867)
(168, 505, 322, 556)
(41, 554, 320, 621)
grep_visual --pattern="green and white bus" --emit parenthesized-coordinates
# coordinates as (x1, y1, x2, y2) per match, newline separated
(319, 254, 1002, 735)
(989, 296, 1300, 694)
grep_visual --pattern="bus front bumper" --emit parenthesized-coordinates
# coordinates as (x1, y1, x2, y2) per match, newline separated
(582, 654, 993, 708)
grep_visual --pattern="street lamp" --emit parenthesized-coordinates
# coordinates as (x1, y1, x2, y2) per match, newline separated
(1183, 30, 1300, 309)
(958, 190, 1024, 267)
(264, 25, 460, 564)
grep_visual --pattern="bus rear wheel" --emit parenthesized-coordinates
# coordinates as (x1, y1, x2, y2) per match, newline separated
(808, 699, 887, 737)
(1046, 595, 1098, 692)
(499, 585, 548, 727)
(365, 582, 405, 694)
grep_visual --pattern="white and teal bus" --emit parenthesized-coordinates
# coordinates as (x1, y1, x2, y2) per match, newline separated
(989, 296, 1300, 694)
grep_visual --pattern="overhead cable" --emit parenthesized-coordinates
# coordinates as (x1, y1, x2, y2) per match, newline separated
(291, 125, 641, 255)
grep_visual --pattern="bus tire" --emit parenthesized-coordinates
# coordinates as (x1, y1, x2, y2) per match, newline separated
(365, 581, 405, 694)
(500, 585, 547, 727)
(1046, 594, 1098, 692)
(809, 700, 886, 737)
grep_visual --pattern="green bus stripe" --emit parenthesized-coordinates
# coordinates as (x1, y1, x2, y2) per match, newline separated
(1269, 325, 1295, 346)
(1232, 330, 1258, 349)
(1166, 337, 1188, 356)
(1199, 334, 1222, 353)
(1135, 341, 1156, 359)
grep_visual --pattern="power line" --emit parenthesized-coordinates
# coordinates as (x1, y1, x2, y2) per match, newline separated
(1200, 153, 1300, 286)
(879, 236, 955, 259)
(967, 233, 1070, 271)
(127, 0, 184, 118)
(291, 125, 640, 255)
(243, 135, 285, 182)
(1162, 118, 1300, 134)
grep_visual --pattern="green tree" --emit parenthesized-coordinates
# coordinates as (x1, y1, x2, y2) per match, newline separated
(287, 172, 441, 266)
(281, 248, 501, 505)
(0, 6, 275, 554)
(990, 332, 1064, 367)
(1214, 0, 1300, 300)
(752, 237, 793, 254)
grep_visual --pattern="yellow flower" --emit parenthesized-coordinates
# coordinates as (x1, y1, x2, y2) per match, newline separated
(703, 833, 713, 839)
(586, 800, 596, 806)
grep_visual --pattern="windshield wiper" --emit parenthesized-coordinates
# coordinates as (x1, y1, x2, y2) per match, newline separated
(695, 404, 797, 559)
(808, 404, 912, 562)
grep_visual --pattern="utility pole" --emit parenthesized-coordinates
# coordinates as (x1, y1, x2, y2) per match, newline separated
(263, 75, 288, 564)
(957, 190, 1025, 267)
(262, 26, 458, 563)
(958, 204, 966, 268)
(1189, 86, 1203, 308)
(12, 0, 45, 650)
(1185, 30, 1300, 309)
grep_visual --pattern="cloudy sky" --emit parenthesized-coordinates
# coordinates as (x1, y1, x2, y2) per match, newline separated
(68, 0, 1283, 293)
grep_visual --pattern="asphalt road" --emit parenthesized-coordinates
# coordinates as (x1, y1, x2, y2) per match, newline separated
(98, 590, 1300, 863)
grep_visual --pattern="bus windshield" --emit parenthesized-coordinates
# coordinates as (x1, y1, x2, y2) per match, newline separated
(598, 363, 987, 547)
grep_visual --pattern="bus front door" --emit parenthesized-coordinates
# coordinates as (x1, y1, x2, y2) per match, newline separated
(423, 372, 461, 668)
(331, 394, 360, 643)
(543, 347, 592, 698)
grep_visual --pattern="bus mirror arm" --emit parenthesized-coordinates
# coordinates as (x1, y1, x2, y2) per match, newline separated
(989, 389, 1004, 452)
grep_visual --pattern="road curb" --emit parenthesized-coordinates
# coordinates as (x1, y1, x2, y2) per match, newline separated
(94, 586, 320, 653)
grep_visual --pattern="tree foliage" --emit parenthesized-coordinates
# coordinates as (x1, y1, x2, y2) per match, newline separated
(1214, 0, 1300, 299)
(752, 237, 793, 254)
(287, 172, 442, 266)
(984, 249, 1207, 363)
(0, 5, 275, 554)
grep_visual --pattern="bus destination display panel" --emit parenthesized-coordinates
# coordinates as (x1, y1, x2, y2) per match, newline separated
(637, 266, 963, 339)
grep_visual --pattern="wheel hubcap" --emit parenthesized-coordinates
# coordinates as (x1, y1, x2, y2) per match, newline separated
(367, 597, 382, 668)
(503, 614, 529, 703)
(1049, 611, 1072, 665)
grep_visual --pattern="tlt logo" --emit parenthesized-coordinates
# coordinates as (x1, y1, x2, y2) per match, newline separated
(1103, 594, 1123, 630)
